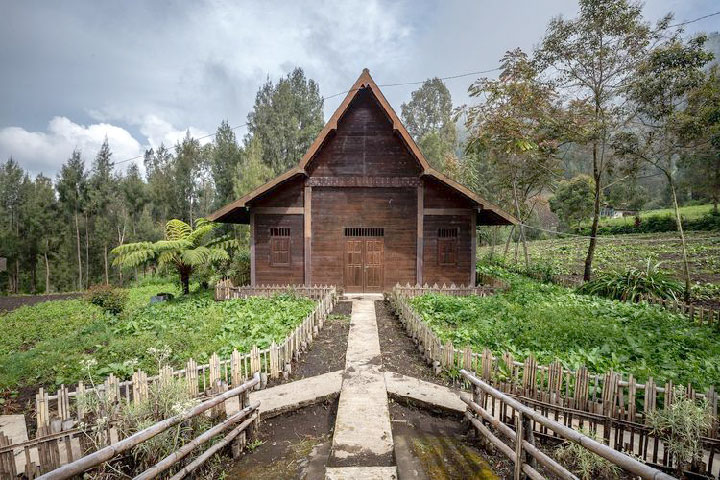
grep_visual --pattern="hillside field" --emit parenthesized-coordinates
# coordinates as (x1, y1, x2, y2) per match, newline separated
(479, 231, 720, 287)
(580, 203, 716, 228)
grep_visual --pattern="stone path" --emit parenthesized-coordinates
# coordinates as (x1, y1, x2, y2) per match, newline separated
(326, 297, 397, 479)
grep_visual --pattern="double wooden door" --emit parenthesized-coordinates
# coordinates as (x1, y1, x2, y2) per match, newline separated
(344, 238, 384, 293)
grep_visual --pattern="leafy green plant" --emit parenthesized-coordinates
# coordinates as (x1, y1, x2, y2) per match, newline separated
(647, 387, 713, 478)
(576, 260, 683, 302)
(409, 272, 720, 389)
(555, 428, 620, 480)
(85, 284, 129, 315)
(112, 218, 238, 294)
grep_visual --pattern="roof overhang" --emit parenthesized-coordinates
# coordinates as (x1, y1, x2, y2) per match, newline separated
(208, 69, 518, 227)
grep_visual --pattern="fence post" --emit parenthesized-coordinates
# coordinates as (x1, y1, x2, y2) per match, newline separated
(514, 410, 524, 480)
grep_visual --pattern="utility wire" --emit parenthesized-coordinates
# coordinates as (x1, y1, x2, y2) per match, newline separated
(109, 8, 719, 169)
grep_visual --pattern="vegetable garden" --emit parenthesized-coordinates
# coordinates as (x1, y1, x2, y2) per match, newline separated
(0, 279, 316, 390)
(408, 267, 720, 390)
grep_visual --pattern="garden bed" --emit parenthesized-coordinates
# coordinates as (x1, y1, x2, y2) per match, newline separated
(0, 281, 317, 393)
(407, 271, 720, 390)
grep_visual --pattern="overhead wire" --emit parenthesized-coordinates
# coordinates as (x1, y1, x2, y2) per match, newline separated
(108, 8, 719, 168)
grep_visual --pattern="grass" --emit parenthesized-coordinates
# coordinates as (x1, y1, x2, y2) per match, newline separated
(0, 280, 316, 389)
(580, 204, 715, 228)
(479, 231, 720, 285)
(409, 266, 720, 389)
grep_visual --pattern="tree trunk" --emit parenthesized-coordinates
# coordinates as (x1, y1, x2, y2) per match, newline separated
(44, 250, 51, 293)
(84, 212, 89, 289)
(512, 181, 530, 269)
(583, 141, 602, 282)
(669, 180, 692, 303)
(179, 266, 191, 295)
(103, 244, 109, 285)
(75, 211, 83, 289)
(503, 225, 515, 260)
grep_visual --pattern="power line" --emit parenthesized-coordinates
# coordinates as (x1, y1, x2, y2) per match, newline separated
(108, 8, 719, 169)
(668, 10, 720, 28)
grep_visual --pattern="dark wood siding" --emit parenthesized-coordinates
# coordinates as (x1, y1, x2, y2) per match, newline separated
(254, 214, 304, 285)
(311, 187, 416, 290)
(307, 89, 422, 178)
(251, 176, 304, 207)
(424, 178, 474, 208)
(423, 215, 472, 286)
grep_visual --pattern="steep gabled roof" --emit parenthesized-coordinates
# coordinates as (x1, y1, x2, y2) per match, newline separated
(208, 69, 517, 225)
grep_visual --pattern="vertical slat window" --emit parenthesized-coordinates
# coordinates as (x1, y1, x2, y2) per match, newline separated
(437, 228, 458, 266)
(270, 227, 290, 267)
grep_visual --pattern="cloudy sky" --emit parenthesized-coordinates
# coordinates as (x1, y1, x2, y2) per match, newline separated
(1, 0, 718, 177)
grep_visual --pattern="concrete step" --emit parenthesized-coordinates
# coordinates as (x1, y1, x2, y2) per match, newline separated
(325, 466, 398, 479)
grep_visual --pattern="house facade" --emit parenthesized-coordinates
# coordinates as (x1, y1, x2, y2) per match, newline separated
(209, 69, 516, 293)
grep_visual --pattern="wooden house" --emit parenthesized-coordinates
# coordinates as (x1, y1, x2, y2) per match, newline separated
(209, 69, 516, 293)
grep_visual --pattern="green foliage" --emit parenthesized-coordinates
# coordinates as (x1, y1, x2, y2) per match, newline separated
(478, 231, 720, 288)
(555, 428, 620, 480)
(576, 261, 683, 302)
(409, 271, 720, 389)
(112, 218, 237, 294)
(245, 67, 324, 174)
(85, 284, 129, 315)
(0, 280, 315, 389)
(647, 387, 713, 476)
(550, 175, 597, 228)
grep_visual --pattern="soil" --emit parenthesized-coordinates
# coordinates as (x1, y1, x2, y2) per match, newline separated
(224, 400, 338, 479)
(389, 400, 510, 479)
(0, 293, 83, 313)
(374, 300, 452, 388)
(268, 301, 351, 387)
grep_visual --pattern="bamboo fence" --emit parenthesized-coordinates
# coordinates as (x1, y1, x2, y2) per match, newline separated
(38, 374, 260, 480)
(389, 284, 720, 475)
(461, 370, 676, 480)
(0, 283, 336, 478)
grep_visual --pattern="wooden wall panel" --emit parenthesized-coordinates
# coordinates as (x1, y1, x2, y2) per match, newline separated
(423, 215, 473, 286)
(254, 215, 304, 285)
(251, 176, 305, 208)
(311, 187, 417, 290)
(423, 178, 475, 209)
(307, 89, 422, 178)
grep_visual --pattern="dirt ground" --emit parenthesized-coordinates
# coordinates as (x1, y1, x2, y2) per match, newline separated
(0, 293, 83, 313)
(390, 400, 510, 479)
(268, 301, 350, 387)
(224, 400, 338, 479)
(375, 300, 453, 388)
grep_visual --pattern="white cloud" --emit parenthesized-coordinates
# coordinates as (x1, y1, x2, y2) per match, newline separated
(0, 116, 209, 176)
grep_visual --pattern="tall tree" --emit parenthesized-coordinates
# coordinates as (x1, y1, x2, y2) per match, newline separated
(464, 49, 564, 266)
(88, 138, 115, 284)
(210, 121, 243, 208)
(535, 0, 670, 281)
(614, 35, 713, 300)
(245, 68, 324, 174)
(401, 78, 458, 171)
(144, 145, 175, 223)
(173, 132, 203, 224)
(0, 158, 25, 292)
(21, 174, 58, 292)
(56, 150, 87, 290)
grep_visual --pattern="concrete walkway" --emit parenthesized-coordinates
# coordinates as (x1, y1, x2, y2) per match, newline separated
(326, 298, 397, 479)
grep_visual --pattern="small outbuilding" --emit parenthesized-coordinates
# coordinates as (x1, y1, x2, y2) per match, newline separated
(209, 69, 517, 293)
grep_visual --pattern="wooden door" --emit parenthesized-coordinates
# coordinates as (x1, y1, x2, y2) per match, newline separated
(364, 239, 384, 292)
(344, 236, 384, 292)
(344, 239, 364, 291)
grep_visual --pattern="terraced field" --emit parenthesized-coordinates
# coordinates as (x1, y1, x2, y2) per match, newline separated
(479, 231, 720, 285)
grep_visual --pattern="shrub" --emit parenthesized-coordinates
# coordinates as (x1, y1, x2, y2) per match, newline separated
(576, 261, 683, 302)
(555, 428, 620, 480)
(85, 284, 129, 315)
(647, 387, 712, 477)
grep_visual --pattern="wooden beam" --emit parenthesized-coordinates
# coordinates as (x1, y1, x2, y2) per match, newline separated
(253, 207, 304, 215)
(470, 210, 477, 287)
(417, 184, 423, 286)
(306, 176, 420, 188)
(250, 212, 256, 286)
(424, 208, 473, 216)
(304, 186, 312, 286)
